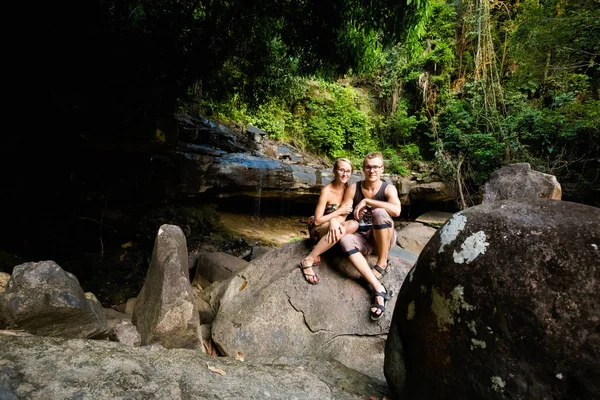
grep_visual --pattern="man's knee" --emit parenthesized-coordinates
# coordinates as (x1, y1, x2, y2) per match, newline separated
(339, 235, 353, 251)
(340, 234, 361, 256)
(372, 208, 393, 230)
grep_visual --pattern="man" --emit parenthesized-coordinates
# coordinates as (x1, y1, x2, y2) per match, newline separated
(338, 152, 401, 320)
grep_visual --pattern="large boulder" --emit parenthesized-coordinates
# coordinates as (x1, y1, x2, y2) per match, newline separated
(132, 224, 201, 349)
(385, 199, 600, 399)
(212, 240, 414, 380)
(0, 261, 108, 339)
(482, 162, 562, 202)
(0, 334, 389, 399)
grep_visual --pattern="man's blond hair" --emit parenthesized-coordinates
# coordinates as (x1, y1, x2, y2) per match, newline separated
(363, 152, 383, 166)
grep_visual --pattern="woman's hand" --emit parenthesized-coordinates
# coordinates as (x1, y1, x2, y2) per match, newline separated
(326, 218, 345, 243)
(337, 201, 353, 216)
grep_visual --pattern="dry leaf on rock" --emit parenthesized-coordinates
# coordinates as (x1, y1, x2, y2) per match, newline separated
(207, 365, 226, 376)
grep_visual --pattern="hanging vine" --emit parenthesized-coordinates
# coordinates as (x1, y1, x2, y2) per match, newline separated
(462, 0, 507, 131)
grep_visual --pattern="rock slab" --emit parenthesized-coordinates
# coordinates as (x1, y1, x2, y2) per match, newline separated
(0, 335, 389, 399)
(396, 222, 437, 254)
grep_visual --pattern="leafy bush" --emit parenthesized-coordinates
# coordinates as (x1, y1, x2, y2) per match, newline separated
(305, 82, 375, 158)
(247, 101, 292, 140)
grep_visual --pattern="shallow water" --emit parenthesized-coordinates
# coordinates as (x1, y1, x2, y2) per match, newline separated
(217, 211, 309, 247)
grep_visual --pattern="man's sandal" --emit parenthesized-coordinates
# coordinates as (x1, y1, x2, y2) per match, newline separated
(371, 286, 393, 321)
(299, 261, 320, 285)
(372, 261, 389, 280)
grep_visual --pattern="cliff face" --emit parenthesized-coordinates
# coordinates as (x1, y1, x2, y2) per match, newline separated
(173, 114, 457, 210)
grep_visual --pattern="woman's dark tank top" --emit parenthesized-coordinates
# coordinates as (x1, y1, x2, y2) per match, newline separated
(351, 181, 388, 220)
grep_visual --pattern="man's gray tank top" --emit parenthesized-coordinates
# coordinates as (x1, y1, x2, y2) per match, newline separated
(351, 181, 388, 220)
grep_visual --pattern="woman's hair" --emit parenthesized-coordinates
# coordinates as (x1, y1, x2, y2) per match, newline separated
(333, 157, 353, 172)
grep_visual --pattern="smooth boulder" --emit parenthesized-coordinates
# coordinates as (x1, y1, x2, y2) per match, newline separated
(385, 199, 600, 399)
(212, 240, 413, 380)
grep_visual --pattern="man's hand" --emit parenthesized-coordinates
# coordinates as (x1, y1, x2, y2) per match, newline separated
(353, 199, 368, 220)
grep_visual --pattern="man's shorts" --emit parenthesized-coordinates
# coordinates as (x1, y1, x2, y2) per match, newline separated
(340, 208, 397, 256)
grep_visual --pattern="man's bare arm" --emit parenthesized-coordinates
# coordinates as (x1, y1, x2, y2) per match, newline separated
(365, 184, 401, 217)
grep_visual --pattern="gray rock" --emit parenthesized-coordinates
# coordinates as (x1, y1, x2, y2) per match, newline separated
(0, 261, 108, 339)
(249, 246, 272, 261)
(414, 210, 454, 226)
(482, 162, 562, 202)
(247, 125, 267, 137)
(395, 222, 437, 254)
(388, 246, 419, 266)
(0, 335, 389, 399)
(192, 251, 249, 285)
(212, 240, 413, 380)
(385, 199, 600, 399)
(395, 178, 416, 206)
(104, 307, 131, 325)
(132, 225, 201, 349)
(109, 320, 141, 346)
(103, 307, 135, 345)
(125, 297, 137, 315)
(0, 272, 9, 293)
(409, 182, 457, 202)
(192, 286, 215, 325)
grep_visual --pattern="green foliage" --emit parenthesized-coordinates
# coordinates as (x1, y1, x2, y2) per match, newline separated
(196, 0, 599, 206)
(382, 148, 409, 176)
(508, 0, 600, 95)
(391, 101, 420, 143)
(305, 83, 375, 158)
(247, 101, 293, 141)
(434, 97, 505, 183)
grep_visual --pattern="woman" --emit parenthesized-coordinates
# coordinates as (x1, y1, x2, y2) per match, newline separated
(300, 158, 359, 284)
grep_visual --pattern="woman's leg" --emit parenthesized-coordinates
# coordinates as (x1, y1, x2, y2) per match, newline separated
(303, 220, 359, 266)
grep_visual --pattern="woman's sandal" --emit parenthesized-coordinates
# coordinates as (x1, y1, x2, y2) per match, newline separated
(371, 260, 389, 280)
(371, 286, 393, 321)
(312, 255, 321, 267)
(299, 260, 320, 285)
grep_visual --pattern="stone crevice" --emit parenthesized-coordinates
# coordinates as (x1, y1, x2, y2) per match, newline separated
(322, 333, 387, 348)
(286, 294, 329, 335)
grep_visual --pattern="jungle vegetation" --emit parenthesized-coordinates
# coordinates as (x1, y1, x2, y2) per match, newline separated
(48, 0, 600, 207)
